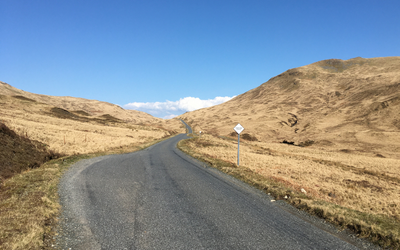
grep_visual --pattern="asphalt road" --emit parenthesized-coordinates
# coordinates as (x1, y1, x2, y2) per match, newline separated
(56, 123, 370, 249)
(180, 119, 192, 134)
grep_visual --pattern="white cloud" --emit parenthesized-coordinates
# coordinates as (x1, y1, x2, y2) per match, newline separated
(124, 96, 235, 119)
(163, 114, 178, 119)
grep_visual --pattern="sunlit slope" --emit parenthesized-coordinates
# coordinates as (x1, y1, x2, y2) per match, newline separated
(0, 94, 179, 155)
(0, 82, 185, 155)
(180, 57, 400, 158)
(0, 81, 159, 124)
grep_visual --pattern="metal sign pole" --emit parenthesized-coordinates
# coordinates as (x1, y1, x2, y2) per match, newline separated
(237, 133, 240, 166)
(233, 123, 244, 167)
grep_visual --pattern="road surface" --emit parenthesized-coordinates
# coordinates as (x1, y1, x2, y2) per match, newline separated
(56, 123, 372, 249)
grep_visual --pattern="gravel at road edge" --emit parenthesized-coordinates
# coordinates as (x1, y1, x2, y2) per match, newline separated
(54, 156, 112, 249)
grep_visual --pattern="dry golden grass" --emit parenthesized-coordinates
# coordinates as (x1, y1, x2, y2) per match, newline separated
(179, 134, 400, 247)
(0, 89, 184, 249)
(180, 57, 400, 159)
(0, 95, 183, 156)
(0, 142, 168, 250)
(178, 57, 400, 246)
(0, 159, 66, 249)
(0, 132, 179, 250)
(3, 56, 400, 247)
(0, 81, 183, 135)
(0, 81, 159, 124)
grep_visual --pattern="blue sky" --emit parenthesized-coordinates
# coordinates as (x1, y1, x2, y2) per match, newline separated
(1, 0, 400, 118)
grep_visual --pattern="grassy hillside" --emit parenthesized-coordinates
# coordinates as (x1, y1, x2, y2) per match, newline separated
(179, 57, 400, 248)
(0, 81, 158, 124)
(0, 83, 185, 249)
(180, 56, 400, 158)
(0, 93, 182, 155)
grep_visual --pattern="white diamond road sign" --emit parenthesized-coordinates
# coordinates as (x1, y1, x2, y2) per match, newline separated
(234, 123, 244, 135)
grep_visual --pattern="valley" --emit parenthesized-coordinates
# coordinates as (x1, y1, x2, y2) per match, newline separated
(178, 57, 400, 248)
(1, 56, 400, 249)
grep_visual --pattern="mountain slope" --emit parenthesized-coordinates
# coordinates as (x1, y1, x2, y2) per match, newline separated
(0, 81, 159, 124)
(180, 57, 400, 158)
(0, 82, 184, 156)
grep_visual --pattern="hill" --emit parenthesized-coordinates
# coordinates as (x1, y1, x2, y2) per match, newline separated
(178, 57, 400, 246)
(0, 83, 183, 156)
(180, 56, 400, 158)
(0, 81, 160, 124)
(0, 83, 185, 249)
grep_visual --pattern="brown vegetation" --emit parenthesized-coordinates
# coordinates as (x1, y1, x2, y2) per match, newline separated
(0, 81, 159, 124)
(0, 122, 63, 183)
(179, 57, 400, 248)
(179, 134, 400, 248)
(0, 83, 185, 249)
(2, 56, 400, 248)
(0, 94, 182, 156)
(0, 141, 169, 249)
(180, 57, 400, 159)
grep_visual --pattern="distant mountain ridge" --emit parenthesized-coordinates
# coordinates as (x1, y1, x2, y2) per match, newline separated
(0, 81, 160, 124)
(180, 56, 400, 158)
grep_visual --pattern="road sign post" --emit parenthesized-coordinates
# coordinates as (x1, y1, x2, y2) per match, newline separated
(233, 124, 244, 166)
(237, 133, 240, 166)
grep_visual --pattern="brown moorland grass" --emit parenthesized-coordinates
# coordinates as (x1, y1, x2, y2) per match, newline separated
(178, 134, 400, 248)
(0, 81, 182, 133)
(3, 55, 400, 247)
(0, 86, 185, 249)
(0, 122, 63, 182)
(0, 95, 182, 155)
(0, 155, 86, 250)
(178, 57, 400, 248)
(0, 115, 183, 249)
(179, 57, 400, 159)
(0, 81, 160, 124)
(0, 136, 176, 250)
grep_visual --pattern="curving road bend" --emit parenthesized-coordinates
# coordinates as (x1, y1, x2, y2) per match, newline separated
(56, 123, 369, 249)
(180, 119, 192, 134)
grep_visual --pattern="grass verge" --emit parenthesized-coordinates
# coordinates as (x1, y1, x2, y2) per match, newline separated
(178, 136, 400, 249)
(0, 135, 176, 250)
